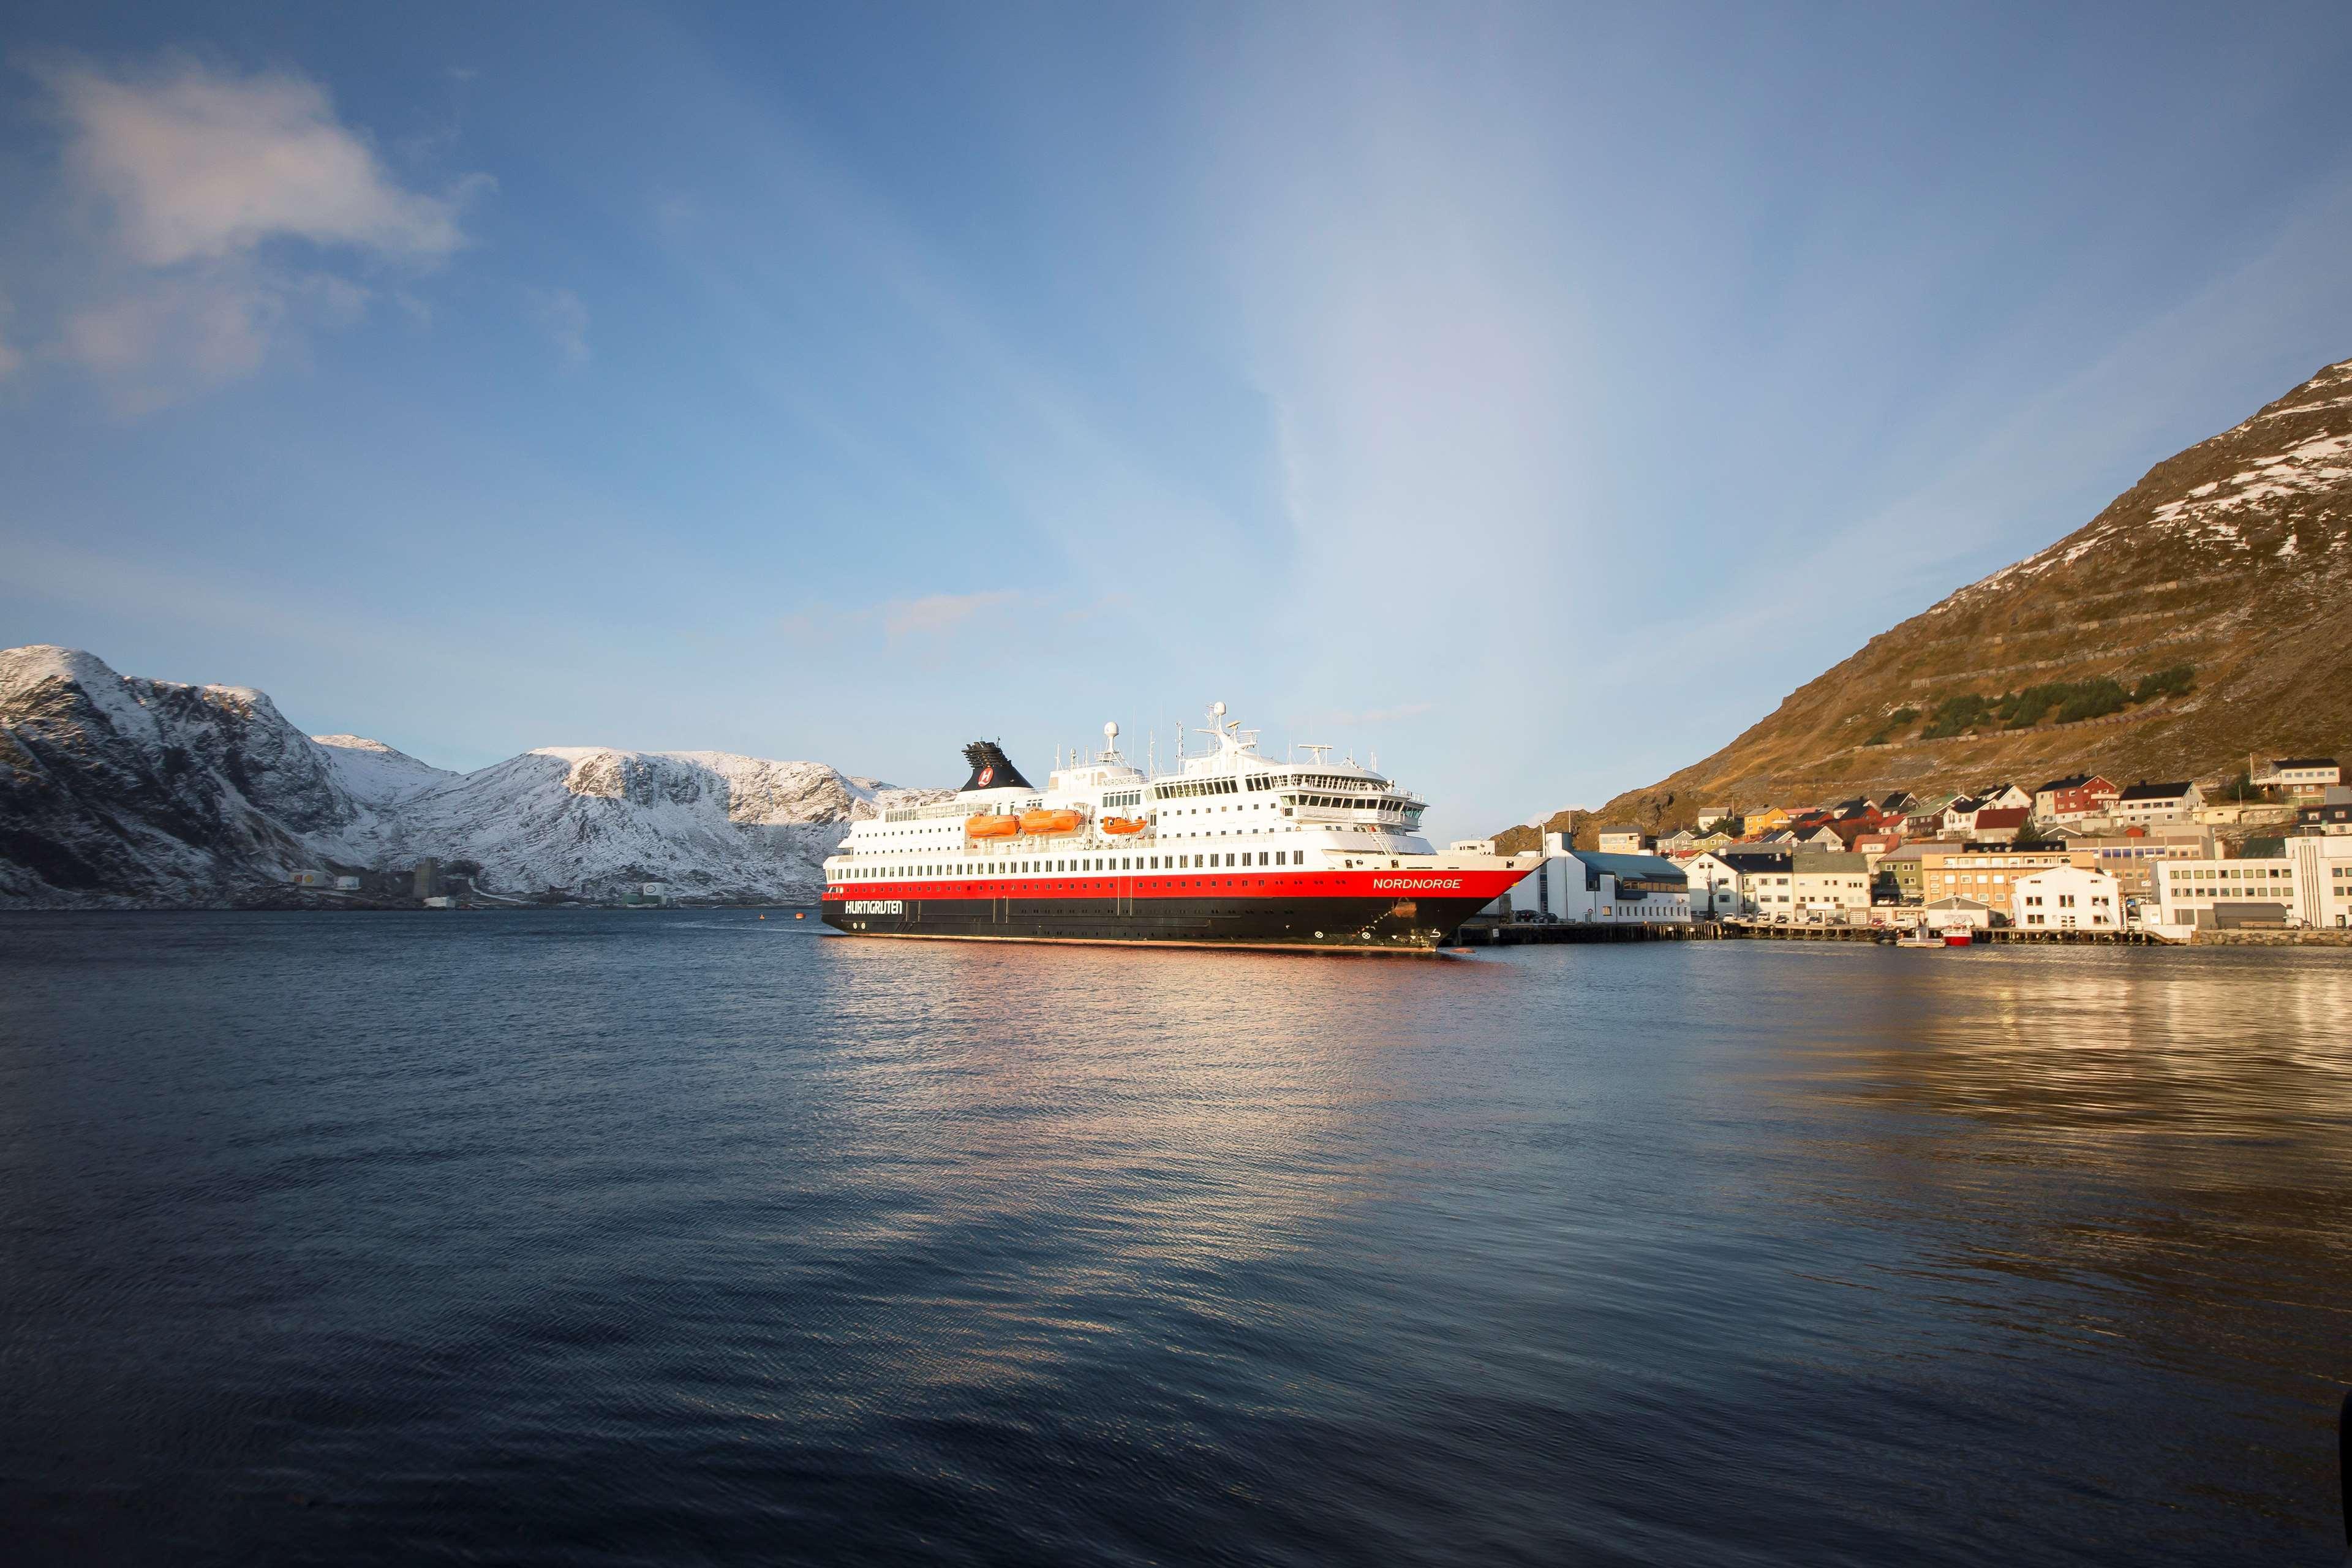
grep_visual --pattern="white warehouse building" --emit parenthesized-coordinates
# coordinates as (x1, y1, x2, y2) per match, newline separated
(2011, 865, 2123, 931)
(1490, 834, 1692, 924)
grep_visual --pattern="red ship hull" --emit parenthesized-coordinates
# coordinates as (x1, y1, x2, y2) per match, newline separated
(821, 866, 1523, 952)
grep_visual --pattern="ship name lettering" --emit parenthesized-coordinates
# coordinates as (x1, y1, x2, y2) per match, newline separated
(1373, 877, 1460, 890)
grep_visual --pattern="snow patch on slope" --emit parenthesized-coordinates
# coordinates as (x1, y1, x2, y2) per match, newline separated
(313, 734, 457, 807)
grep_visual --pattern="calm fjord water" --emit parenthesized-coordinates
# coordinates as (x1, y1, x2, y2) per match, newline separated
(1, 913, 2347, 1566)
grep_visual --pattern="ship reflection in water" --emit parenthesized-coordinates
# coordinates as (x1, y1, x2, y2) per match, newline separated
(1, 915, 2346, 1564)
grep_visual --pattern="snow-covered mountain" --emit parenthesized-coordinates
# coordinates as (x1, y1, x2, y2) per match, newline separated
(358, 746, 908, 903)
(0, 645, 934, 907)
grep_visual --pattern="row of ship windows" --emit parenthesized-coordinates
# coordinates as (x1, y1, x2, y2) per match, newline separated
(843, 851, 1310, 879)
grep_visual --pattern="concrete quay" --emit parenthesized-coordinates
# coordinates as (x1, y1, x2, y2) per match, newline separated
(1455, 918, 2160, 946)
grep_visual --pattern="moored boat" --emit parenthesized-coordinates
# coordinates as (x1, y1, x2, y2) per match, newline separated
(821, 706, 1528, 953)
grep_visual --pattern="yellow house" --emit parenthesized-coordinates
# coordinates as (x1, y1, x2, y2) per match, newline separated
(1743, 806, 1791, 835)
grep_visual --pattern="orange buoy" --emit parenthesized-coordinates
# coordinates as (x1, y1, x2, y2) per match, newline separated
(1102, 816, 1146, 835)
(967, 813, 1021, 839)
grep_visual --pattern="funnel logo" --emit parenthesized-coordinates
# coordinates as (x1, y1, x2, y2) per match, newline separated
(977, 766, 994, 786)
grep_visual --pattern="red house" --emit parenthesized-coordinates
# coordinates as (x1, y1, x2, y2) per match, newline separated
(2032, 773, 2118, 823)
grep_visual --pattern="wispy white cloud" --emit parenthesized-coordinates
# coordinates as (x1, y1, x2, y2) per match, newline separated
(20, 53, 488, 411)
(39, 55, 474, 265)
(526, 286, 590, 366)
(882, 589, 1020, 640)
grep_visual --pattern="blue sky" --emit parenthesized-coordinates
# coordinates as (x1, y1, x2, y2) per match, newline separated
(4, 3, 2351, 835)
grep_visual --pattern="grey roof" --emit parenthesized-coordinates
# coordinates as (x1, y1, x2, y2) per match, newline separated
(1791, 851, 1869, 872)
(2117, 780, 2194, 801)
(1947, 796, 1985, 812)
(2035, 773, 2095, 793)
(1595, 824, 1646, 836)
(1925, 895, 1991, 910)
(1566, 850, 1689, 886)
(2270, 757, 2337, 769)
(1698, 849, 1793, 872)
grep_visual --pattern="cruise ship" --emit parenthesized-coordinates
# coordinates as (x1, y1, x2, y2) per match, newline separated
(821, 705, 1529, 952)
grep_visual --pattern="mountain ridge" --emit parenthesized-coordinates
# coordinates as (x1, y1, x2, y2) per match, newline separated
(0, 645, 933, 907)
(1502, 356, 2352, 850)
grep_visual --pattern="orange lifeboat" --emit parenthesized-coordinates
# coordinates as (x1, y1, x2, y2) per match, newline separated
(967, 813, 1020, 839)
(1019, 809, 1085, 837)
(1102, 816, 1146, 835)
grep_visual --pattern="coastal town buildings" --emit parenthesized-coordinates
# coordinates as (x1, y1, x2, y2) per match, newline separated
(1917, 844, 2095, 923)
(1635, 745, 2340, 934)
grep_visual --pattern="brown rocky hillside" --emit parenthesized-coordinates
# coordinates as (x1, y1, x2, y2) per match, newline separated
(1502, 356, 2352, 851)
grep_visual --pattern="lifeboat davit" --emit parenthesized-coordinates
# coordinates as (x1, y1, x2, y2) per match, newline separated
(1020, 809, 1085, 837)
(1102, 816, 1146, 835)
(966, 814, 1020, 839)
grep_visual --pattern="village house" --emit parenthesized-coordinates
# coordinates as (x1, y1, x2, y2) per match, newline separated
(1662, 828, 1732, 859)
(2012, 866, 2123, 931)
(1695, 805, 1736, 830)
(1973, 783, 2033, 812)
(1790, 851, 1873, 921)
(1874, 842, 1932, 903)
(2252, 756, 2341, 799)
(1940, 796, 1988, 837)
(1902, 808, 1948, 840)
(1968, 806, 2032, 845)
(1875, 790, 1918, 816)
(1848, 831, 1902, 862)
(1683, 848, 1790, 918)
(2297, 787, 2352, 835)
(2113, 780, 2204, 826)
(2032, 773, 2120, 824)
(1743, 806, 1792, 835)
(1594, 825, 1650, 854)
